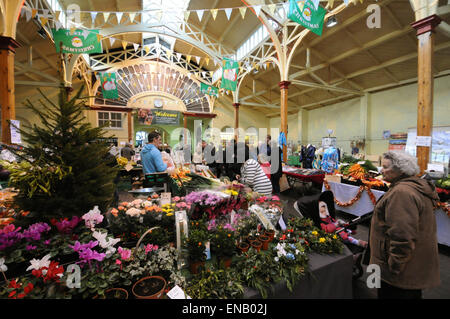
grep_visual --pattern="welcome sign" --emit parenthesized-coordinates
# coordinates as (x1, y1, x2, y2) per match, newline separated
(52, 28, 103, 54)
(137, 109, 180, 126)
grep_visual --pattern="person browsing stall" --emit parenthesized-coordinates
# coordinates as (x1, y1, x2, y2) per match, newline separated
(236, 150, 272, 196)
(369, 151, 440, 299)
(140, 132, 167, 174)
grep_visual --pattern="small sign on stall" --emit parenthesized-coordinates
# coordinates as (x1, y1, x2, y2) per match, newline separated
(160, 192, 171, 206)
(167, 285, 191, 299)
(416, 136, 432, 147)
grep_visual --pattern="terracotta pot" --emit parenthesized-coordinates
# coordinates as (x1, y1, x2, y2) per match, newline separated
(258, 235, 270, 250)
(189, 260, 205, 274)
(93, 288, 129, 299)
(246, 235, 257, 244)
(264, 230, 275, 242)
(132, 276, 166, 299)
(237, 242, 249, 254)
(219, 257, 232, 268)
(250, 240, 262, 253)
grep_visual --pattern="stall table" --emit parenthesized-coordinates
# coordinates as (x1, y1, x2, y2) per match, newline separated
(244, 245, 353, 299)
(283, 166, 326, 188)
(322, 181, 450, 247)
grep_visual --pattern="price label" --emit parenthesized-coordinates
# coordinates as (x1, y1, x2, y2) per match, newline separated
(160, 192, 171, 206)
(125, 163, 133, 172)
(167, 285, 191, 299)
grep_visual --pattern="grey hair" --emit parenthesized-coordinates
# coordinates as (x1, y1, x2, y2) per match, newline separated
(382, 151, 420, 176)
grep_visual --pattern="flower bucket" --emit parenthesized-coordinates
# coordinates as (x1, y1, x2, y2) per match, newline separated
(246, 235, 257, 244)
(258, 235, 270, 250)
(189, 260, 205, 274)
(250, 240, 262, 253)
(132, 276, 166, 299)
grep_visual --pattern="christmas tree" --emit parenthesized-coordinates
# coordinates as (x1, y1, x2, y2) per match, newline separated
(8, 87, 119, 222)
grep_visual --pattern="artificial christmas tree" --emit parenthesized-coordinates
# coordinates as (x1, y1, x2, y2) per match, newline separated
(7, 87, 119, 222)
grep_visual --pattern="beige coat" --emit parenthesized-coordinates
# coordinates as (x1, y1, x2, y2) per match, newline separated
(369, 176, 440, 290)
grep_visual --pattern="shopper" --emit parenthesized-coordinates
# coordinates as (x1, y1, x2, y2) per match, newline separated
(237, 151, 272, 196)
(140, 131, 167, 174)
(120, 143, 135, 161)
(271, 143, 283, 194)
(369, 151, 440, 299)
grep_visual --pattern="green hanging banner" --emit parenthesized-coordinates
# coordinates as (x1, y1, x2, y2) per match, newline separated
(52, 29, 103, 54)
(288, 0, 327, 36)
(100, 73, 119, 99)
(220, 58, 239, 92)
(200, 83, 219, 97)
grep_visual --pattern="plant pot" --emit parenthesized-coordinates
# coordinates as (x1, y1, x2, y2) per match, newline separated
(93, 288, 129, 299)
(189, 260, 205, 274)
(258, 235, 270, 250)
(132, 276, 166, 299)
(219, 257, 232, 269)
(250, 240, 262, 253)
(264, 230, 275, 242)
(237, 242, 249, 254)
(246, 235, 256, 244)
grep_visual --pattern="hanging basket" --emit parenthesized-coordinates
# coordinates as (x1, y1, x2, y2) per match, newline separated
(133, 226, 161, 256)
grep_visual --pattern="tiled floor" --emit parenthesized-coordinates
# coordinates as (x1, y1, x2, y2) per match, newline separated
(279, 185, 450, 299)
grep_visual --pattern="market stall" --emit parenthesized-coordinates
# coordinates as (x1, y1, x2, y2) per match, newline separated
(283, 166, 326, 188)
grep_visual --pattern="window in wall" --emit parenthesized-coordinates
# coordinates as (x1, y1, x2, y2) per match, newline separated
(98, 112, 122, 128)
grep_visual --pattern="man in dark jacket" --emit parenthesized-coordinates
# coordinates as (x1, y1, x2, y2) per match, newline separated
(369, 151, 440, 299)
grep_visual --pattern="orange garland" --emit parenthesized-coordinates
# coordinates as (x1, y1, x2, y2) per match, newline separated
(324, 179, 378, 207)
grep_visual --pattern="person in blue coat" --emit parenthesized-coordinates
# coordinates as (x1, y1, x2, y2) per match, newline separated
(140, 131, 167, 174)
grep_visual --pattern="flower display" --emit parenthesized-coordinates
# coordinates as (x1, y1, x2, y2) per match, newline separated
(22, 222, 51, 241)
(125, 207, 144, 217)
(26, 254, 52, 272)
(118, 247, 131, 261)
(0, 224, 22, 250)
(92, 230, 120, 257)
(50, 216, 81, 234)
(144, 244, 158, 255)
(82, 206, 104, 230)
(0, 257, 7, 272)
(69, 241, 106, 264)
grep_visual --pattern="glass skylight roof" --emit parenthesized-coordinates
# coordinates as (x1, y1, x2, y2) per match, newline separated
(142, 0, 191, 48)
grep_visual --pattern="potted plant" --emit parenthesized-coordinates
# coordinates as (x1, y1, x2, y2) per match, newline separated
(250, 240, 262, 252)
(93, 288, 129, 299)
(183, 227, 209, 274)
(211, 225, 236, 268)
(186, 267, 244, 299)
(132, 275, 166, 299)
(258, 235, 270, 250)
(237, 242, 249, 254)
(264, 229, 275, 242)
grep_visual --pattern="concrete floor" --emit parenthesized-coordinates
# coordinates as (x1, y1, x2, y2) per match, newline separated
(279, 184, 450, 299)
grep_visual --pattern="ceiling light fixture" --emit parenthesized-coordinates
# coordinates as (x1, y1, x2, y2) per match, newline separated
(326, 15, 338, 28)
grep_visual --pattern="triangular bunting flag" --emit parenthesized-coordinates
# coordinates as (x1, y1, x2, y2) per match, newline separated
(196, 10, 204, 21)
(327, 0, 335, 9)
(129, 12, 136, 23)
(133, 43, 139, 52)
(54, 20, 62, 31)
(91, 12, 98, 24)
(55, 11, 61, 21)
(40, 17, 49, 26)
(166, 49, 172, 58)
(109, 37, 116, 46)
(82, 29, 90, 39)
(176, 53, 182, 61)
(156, 11, 163, 21)
(239, 7, 247, 19)
(195, 56, 201, 64)
(144, 46, 150, 54)
(25, 8, 32, 22)
(225, 8, 233, 20)
(116, 12, 123, 23)
(311, 0, 320, 10)
(205, 57, 210, 65)
(20, 7, 27, 18)
(268, 4, 277, 15)
(122, 41, 127, 50)
(254, 5, 262, 17)
(104, 12, 110, 22)
(32, 9, 38, 19)
(187, 55, 192, 63)
(97, 34, 103, 42)
(184, 11, 190, 20)
(211, 9, 218, 20)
